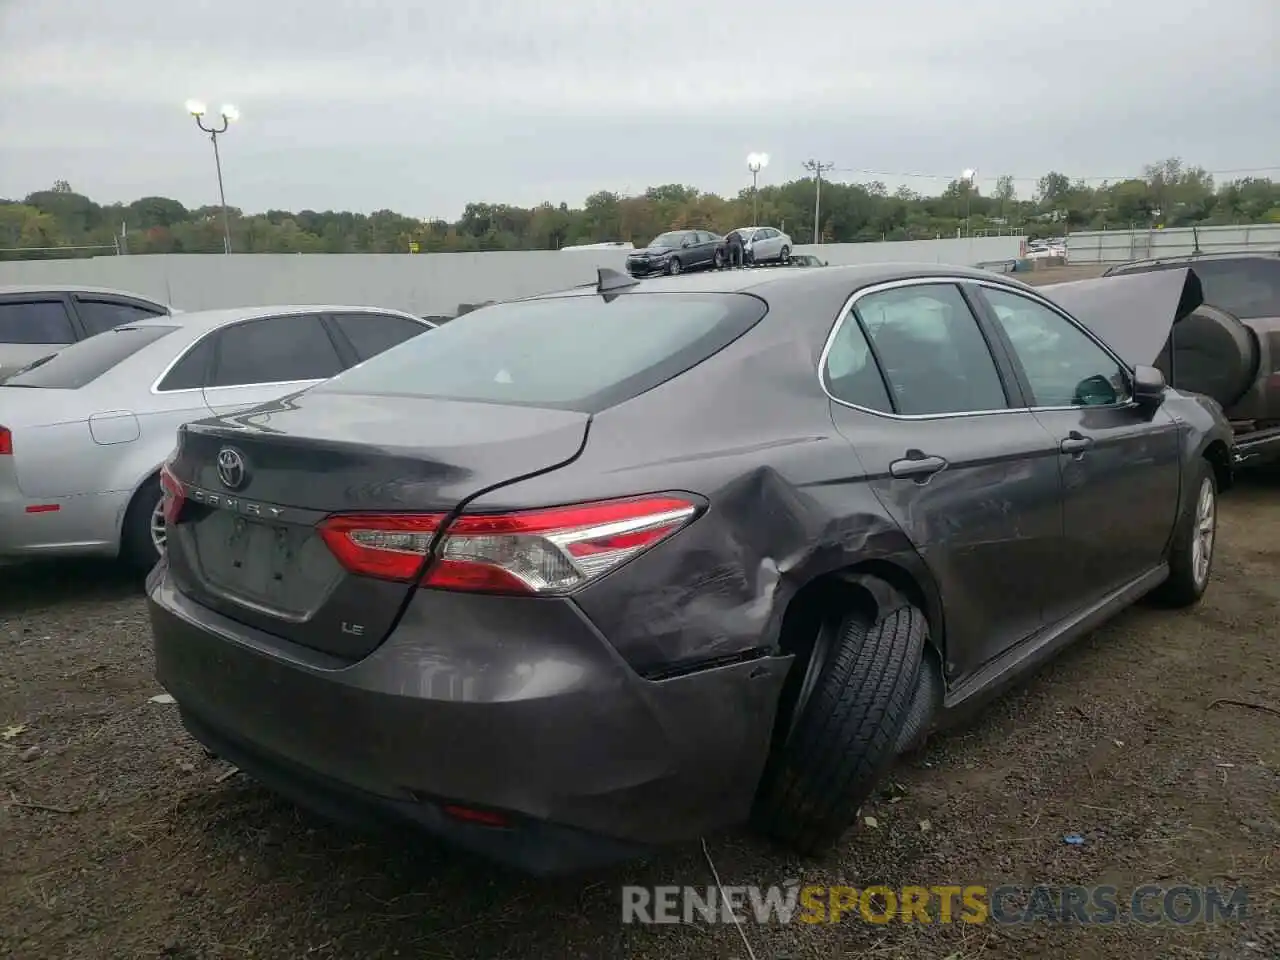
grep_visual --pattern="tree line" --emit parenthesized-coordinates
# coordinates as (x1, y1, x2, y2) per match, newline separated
(2, 158, 1277, 259)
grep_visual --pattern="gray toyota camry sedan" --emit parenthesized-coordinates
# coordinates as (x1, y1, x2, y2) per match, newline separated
(148, 262, 1233, 874)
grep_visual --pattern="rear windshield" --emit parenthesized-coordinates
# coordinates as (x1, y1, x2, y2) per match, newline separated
(1112, 258, 1280, 319)
(4, 324, 178, 389)
(315, 291, 768, 412)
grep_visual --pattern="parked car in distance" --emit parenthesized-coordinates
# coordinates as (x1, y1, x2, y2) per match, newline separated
(149, 262, 1231, 875)
(1102, 251, 1280, 466)
(625, 230, 724, 276)
(0, 284, 173, 382)
(0, 305, 434, 571)
(789, 253, 827, 267)
(729, 226, 793, 264)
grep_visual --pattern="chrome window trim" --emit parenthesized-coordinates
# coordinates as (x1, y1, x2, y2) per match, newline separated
(818, 275, 1137, 421)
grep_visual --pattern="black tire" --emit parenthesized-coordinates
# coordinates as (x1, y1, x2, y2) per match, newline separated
(1156, 305, 1259, 409)
(752, 603, 927, 855)
(120, 475, 164, 574)
(666, 257, 683, 276)
(779, 245, 791, 264)
(713, 249, 725, 269)
(1149, 459, 1217, 608)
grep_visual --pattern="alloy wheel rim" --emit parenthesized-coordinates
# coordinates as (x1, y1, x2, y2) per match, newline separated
(1191, 477, 1215, 586)
(149, 499, 167, 554)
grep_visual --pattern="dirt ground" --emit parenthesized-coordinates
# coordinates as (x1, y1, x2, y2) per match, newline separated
(3, 265, 1279, 960)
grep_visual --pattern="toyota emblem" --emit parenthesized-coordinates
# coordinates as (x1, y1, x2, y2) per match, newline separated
(216, 447, 248, 490)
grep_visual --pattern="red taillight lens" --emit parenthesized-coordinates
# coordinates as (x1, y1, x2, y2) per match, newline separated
(318, 513, 446, 582)
(159, 462, 186, 524)
(0, 427, 11, 456)
(318, 495, 700, 594)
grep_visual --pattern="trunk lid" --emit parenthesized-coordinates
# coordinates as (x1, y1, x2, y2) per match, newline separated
(164, 390, 590, 659)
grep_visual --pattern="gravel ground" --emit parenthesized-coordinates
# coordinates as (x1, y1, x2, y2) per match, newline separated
(3, 265, 1278, 959)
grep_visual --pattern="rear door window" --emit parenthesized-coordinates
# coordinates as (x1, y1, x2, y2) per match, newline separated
(3, 325, 179, 389)
(76, 298, 167, 336)
(853, 283, 1010, 416)
(316, 291, 768, 412)
(0, 300, 76, 345)
(157, 337, 215, 391)
(330, 312, 429, 362)
(208, 314, 345, 387)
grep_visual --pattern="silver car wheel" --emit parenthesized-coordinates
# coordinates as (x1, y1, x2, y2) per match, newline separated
(1190, 476, 1215, 587)
(150, 499, 167, 555)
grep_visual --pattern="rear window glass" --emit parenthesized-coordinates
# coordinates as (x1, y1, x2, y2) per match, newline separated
(5, 324, 178, 389)
(1111, 258, 1280, 319)
(315, 292, 768, 412)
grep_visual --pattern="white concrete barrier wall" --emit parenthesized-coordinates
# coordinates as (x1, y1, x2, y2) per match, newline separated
(1066, 224, 1280, 264)
(0, 236, 1026, 316)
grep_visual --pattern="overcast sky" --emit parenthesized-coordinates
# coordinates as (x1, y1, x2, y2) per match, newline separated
(1, 0, 1276, 218)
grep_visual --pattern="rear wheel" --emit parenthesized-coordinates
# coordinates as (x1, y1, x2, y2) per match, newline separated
(779, 245, 791, 264)
(752, 602, 927, 855)
(713, 249, 725, 269)
(1150, 459, 1217, 607)
(120, 475, 164, 573)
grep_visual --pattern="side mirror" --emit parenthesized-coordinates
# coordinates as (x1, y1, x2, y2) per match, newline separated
(1132, 364, 1166, 406)
(681, 239, 692, 248)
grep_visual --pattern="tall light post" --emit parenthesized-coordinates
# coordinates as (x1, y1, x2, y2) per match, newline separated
(186, 100, 239, 254)
(803, 159, 834, 244)
(746, 152, 769, 226)
(960, 168, 977, 238)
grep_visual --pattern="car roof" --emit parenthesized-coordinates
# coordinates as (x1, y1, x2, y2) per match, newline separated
(1106, 250, 1280, 273)
(124, 303, 426, 332)
(536, 261, 1027, 301)
(0, 283, 170, 304)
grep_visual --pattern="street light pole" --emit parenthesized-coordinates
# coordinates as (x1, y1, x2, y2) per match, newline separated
(961, 168, 977, 238)
(186, 100, 239, 254)
(746, 153, 769, 227)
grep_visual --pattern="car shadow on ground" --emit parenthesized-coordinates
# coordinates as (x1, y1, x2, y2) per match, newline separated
(165, 598, 1169, 957)
(0, 558, 144, 614)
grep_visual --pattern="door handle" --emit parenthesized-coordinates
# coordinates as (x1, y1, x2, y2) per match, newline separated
(1060, 432, 1094, 455)
(889, 453, 948, 480)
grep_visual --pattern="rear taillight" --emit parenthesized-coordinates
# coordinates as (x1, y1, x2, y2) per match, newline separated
(159, 462, 186, 524)
(317, 495, 700, 595)
(0, 427, 11, 456)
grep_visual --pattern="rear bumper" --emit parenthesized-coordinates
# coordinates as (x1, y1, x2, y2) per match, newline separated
(148, 565, 791, 873)
(0, 489, 126, 559)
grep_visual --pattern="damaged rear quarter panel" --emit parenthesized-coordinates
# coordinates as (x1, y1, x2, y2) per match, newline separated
(461, 286, 930, 676)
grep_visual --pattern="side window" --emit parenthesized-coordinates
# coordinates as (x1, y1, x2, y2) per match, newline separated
(983, 288, 1130, 407)
(331, 313, 428, 363)
(76, 299, 165, 336)
(157, 337, 215, 391)
(823, 309, 893, 412)
(208, 315, 344, 388)
(0, 300, 76, 345)
(1191, 259, 1280, 319)
(854, 284, 1009, 416)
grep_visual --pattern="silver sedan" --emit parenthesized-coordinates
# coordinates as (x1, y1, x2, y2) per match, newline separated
(730, 226, 793, 264)
(0, 304, 434, 570)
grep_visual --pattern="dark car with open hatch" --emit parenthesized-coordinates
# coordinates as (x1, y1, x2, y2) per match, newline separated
(148, 261, 1232, 874)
